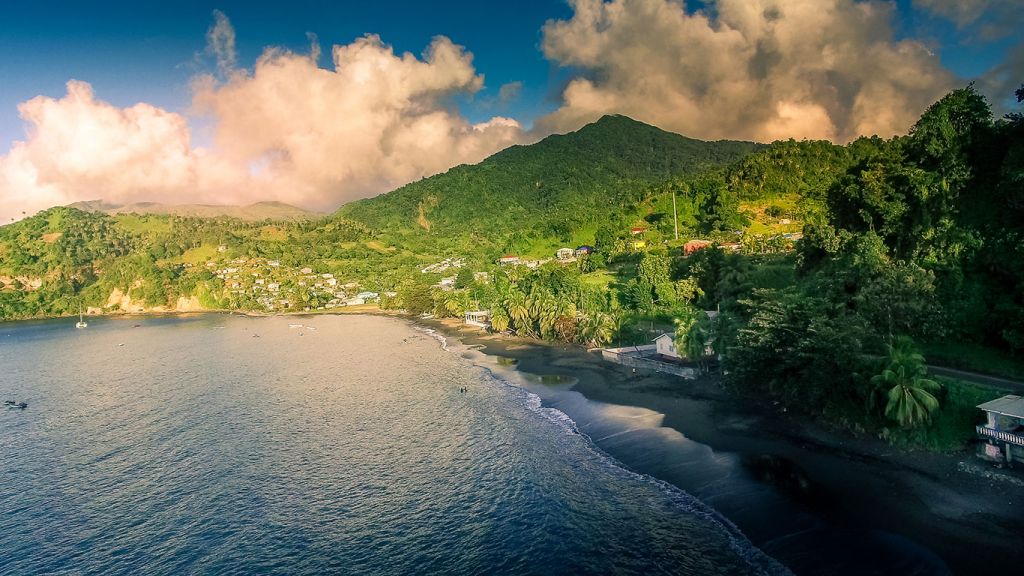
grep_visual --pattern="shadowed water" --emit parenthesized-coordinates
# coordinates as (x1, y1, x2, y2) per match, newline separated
(0, 314, 784, 575)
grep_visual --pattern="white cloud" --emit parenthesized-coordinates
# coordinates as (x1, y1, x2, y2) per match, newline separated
(537, 0, 956, 143)
(0, 80, 242, 223)
(191, 34, 524, 210)
(0, 16, 524, 221)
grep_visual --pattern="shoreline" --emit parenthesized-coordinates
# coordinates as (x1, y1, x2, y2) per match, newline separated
(6, 309, 1022, 573)
(409, 315, 1024, 575)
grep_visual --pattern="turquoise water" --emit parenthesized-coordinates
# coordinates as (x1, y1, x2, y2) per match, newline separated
(0, 314, 785, 575)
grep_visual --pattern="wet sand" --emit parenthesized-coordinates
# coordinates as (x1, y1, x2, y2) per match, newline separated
(415, 316, 1024, 576)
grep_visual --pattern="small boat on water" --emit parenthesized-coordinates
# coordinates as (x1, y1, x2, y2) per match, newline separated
(75, 308, 87, 329)
(4, 400, 27, 409)
(289, 323, 304, 329)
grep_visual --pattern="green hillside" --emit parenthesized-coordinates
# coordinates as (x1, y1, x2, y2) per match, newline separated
(338, 115, 762, 251)
(69, 200, 319, 221)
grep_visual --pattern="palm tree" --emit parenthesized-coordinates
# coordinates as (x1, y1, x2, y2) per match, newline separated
(504, 289, 530, 333)
(684, 320, 709, 369)
(578, 312, 614, 346)
(490, 306, 510, 332)
(871, 336, 942, 427)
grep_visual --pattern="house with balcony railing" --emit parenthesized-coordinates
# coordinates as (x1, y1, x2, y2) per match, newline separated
(976, 395, 1024, 466)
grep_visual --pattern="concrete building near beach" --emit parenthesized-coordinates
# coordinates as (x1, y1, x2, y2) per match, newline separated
(464, 310, 491, 330)
(976, 395, 1024, 466)
(653, 333, 679, 359)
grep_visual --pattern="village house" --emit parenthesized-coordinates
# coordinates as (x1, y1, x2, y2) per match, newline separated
(498, 255, 521, 265)
(575, 245, 594, 257)
(464, 310, 491, 330)
(684, 239, 712, 255)
(356, 291, 379, 301)
(630, 227, 646, 236)
(556, 247, 576, 261)
(976, 395, 1024, 466)
(300, 267, 313, 274)
(653, 333, 679, 358)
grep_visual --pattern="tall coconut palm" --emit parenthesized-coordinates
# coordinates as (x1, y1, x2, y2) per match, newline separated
(871, 336, 942, 427)
(578, 312, 614, 346)
(490, 306, 510, 332)
(504, 289, 530, 333)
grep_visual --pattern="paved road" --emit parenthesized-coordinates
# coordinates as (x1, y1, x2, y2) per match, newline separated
(928, 364, 1024, 393)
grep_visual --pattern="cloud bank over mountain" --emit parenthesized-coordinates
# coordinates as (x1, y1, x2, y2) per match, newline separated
(537, 0, 955, 143)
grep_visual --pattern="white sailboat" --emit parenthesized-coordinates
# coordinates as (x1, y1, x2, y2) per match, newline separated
(76, 308, 88, 329)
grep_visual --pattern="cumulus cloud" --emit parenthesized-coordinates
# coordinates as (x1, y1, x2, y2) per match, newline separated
(0, 80, 244, 222)
(191, 33, 524, 209)
(537, 0, 956, 143)
(0, 13, 524, 221)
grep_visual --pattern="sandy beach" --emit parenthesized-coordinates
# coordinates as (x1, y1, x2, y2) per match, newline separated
(414, 315, 1024, 575)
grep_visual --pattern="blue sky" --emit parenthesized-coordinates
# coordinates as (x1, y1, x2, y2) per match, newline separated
(1, 0, 1018, 149)
(0, 0, 1021, 219)
(0, 1, 575, 148)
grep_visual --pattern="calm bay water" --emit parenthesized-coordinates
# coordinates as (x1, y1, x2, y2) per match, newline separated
(0, 314, 784, 575)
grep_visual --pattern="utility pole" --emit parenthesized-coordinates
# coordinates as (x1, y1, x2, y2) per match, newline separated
(672, 188, 679, 241)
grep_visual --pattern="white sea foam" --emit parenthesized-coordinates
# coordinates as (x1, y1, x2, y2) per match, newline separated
(412, 325, 449, 350)
(426, 323, 792, 576)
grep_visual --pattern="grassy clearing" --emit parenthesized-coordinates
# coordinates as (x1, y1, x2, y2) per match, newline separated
(580, 270, 616, 289)
(115, 214, 172, 235)
(365, 240, 395, 253)
(179, 245, 218, 265)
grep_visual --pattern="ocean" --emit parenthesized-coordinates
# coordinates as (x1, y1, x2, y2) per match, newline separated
(0, 314, 786, 575)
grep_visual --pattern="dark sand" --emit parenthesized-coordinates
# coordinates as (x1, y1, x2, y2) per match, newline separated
(416, 316, 1024, 576)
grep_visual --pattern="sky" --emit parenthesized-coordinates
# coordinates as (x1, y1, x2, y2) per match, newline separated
(1, 0, 1021, 222)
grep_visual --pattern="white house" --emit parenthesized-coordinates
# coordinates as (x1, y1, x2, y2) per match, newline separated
(556, 248, 575, 261)
(653, 333, 679, 358)
(465, 310, 491, 329)
(498, 255, 521, 265)
(977, 395, 1024, 466)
